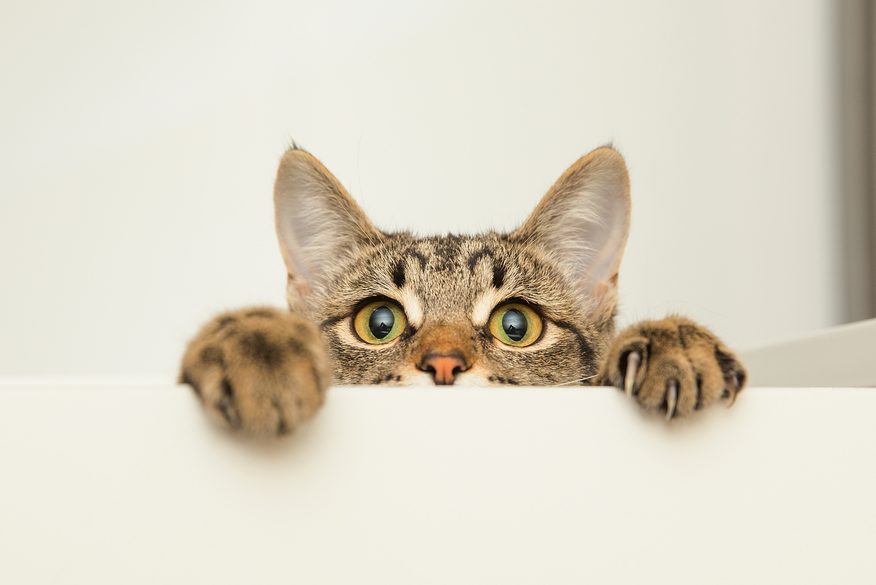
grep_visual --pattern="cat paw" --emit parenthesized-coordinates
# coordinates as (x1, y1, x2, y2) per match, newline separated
(179, 307, 329, 436)
(598, 316, 746, 420)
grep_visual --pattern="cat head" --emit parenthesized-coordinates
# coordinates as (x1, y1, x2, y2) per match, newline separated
(274, 145, 630, 386)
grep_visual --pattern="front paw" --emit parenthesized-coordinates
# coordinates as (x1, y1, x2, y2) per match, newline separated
(179, 307, 329, 436)
(599, 316, 746, 419)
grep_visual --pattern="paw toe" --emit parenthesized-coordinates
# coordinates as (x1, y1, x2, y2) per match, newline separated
(636, 353, 695, 415)
(601, 335, 649, 391)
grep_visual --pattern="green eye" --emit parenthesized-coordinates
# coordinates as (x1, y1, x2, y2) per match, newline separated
(353, 300, 407, 344)
(488, 303, 543, 347)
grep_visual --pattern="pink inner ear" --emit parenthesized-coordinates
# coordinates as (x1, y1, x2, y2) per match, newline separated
(576, 191, 630, 294)
(585, 277, 620, 321)
(284, 273, 312, 314)
(511, 148, 630, 302)
(288, 273, 311, 297)
(532, 180, 630, 302)
(273, 148, 380, 290)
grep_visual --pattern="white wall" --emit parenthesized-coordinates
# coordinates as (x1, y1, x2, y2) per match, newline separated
(0, 0, 841, 381)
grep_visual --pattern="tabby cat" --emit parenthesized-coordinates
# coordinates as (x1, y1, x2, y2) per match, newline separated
(180, 145, 746, 435)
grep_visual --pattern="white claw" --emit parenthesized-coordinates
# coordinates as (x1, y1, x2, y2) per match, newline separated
(624, 352, 641, 397)
(665, 380, 678, 421)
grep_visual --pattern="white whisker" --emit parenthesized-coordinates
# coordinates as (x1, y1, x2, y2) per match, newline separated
(549, 374, 598, 387)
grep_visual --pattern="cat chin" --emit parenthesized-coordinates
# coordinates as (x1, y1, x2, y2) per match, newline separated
(395, 371, 439, 386)
(455, 369, 498, 387)
(393, 368, 497, 387)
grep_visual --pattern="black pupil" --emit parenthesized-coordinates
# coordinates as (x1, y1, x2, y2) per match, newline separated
(368, 306, 395, 339)
(502, 309, 527, 342)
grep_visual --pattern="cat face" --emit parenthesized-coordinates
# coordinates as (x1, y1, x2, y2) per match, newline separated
(274, 146, 630, 386)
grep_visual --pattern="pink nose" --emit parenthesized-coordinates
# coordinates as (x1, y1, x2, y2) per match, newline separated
(419, 352, 469, 385)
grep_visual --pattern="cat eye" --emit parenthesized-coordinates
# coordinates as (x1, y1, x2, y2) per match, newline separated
(488, 302, 543, 347)
(353, 300, 407, 345)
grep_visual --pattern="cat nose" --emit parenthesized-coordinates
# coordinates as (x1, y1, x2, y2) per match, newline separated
(418, 352, 469, 385)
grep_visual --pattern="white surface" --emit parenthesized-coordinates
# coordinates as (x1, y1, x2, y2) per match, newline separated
(1, 384, 874, 584)
(743, 318, 876, 387)
(0, 0, 842, 380)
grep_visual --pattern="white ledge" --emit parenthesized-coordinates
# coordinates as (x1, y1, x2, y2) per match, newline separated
(1, 384, 874, 584)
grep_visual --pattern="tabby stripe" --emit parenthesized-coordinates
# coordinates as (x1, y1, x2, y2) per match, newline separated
(491, 260, 506, 289)
(467, 248, 505, 289)
(320, 315, 345, 330)
(553, 320, 593, 363)
(392, 259, 406, 288)
(406, 248, 427, 269)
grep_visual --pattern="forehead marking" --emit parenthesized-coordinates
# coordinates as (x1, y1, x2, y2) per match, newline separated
(400, 287, 424, 328)
(391, 259, 406, 288)
(472, 288, 505, 327)
(467, 247, 506, 289)
(491, 259, 506, 289)
(406, 248, 428, 269)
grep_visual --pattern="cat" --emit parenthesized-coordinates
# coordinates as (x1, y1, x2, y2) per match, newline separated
(180, 145, 746, 436)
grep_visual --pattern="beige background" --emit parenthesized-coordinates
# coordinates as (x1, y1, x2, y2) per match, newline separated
(0, 0, 844, 380)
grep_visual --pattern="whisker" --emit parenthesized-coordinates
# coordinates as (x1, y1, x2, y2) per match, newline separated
(550, 374, 598, 387)
(457, 373, 598, 388)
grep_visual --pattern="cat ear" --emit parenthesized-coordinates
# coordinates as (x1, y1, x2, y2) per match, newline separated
(512, 146, 631, 317)
(274, 147, 381, 298)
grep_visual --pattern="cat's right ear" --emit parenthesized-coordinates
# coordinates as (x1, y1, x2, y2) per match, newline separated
(274, 147, 380, 299)
(511, 146, 631, 320)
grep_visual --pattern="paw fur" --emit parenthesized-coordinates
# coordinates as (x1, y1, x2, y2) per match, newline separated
(599, 316, 746, 419)
(179, 307, 329, 436)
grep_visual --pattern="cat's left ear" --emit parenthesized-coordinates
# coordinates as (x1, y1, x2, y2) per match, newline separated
(512, 146, 631, 318)
(274, 147, 381, 301)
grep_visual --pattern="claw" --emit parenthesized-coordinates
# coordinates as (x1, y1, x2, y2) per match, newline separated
(724, 374, 739, 407)
(665, 380, 678, 421)
(624, 351, 641, 397)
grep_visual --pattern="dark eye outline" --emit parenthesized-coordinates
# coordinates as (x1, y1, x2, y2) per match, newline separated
(351, 297, 408, 345)
(487, 300, 545, 348)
